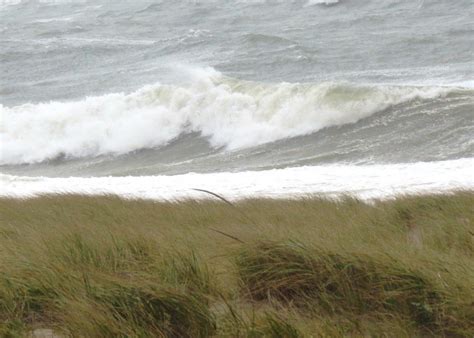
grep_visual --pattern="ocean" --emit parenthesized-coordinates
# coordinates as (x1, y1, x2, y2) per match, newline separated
(1, 0, 473, 199)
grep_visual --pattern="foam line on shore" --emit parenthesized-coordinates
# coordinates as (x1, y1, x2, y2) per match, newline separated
(1, 159, 473, 200)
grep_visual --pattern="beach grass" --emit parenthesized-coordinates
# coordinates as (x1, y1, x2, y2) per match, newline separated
(0, 191, 473, 337)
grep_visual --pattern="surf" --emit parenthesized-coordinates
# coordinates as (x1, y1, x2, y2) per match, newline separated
(2, 158, 473, 200)
(0, 67, 467, 165)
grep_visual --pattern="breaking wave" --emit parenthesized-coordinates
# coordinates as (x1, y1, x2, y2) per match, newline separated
(0, 67, 464, 165)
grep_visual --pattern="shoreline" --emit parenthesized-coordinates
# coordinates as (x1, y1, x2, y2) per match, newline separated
(2, 158, 473, 201)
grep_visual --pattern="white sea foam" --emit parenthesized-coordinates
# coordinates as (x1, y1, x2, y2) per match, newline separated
(0, 67, 459, 165)
(1, 159, 473, 200)
(33, 16, 74, 23)
(305, 0, 339, 6)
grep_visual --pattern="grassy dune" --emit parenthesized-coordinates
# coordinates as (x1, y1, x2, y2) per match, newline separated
(0, 192, 473, 337)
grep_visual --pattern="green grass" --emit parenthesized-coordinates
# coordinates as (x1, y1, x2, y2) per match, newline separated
(0, 192, 473, 337)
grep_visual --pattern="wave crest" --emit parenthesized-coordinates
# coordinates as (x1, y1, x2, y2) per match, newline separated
(0, 68, 460, 165)
(305, 0, 340, 6)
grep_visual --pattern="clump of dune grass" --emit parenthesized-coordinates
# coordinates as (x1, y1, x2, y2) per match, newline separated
(235, 240, 472, 335)
(0, 191, 473, 336)
(0, 216, 216, 337)
(0, 262, 216, 337)
(73, 285, 214, 337)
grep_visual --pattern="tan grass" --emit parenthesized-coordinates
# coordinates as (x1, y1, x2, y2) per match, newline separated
(0, 191, 473, 336)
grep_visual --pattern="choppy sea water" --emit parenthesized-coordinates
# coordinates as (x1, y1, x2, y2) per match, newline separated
(1, 0, 473, 199)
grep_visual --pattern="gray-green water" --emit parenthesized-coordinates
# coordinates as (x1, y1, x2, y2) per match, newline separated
(1, 0, 473, 178)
